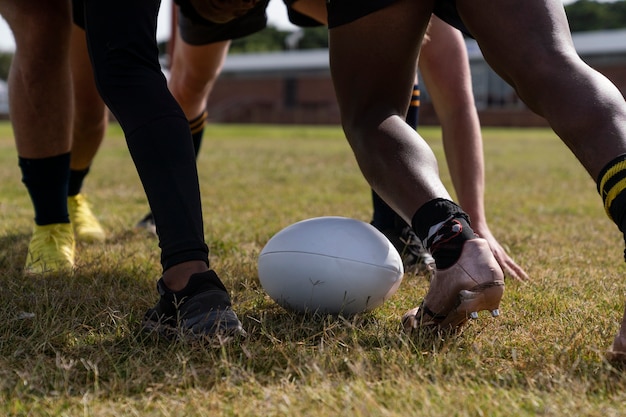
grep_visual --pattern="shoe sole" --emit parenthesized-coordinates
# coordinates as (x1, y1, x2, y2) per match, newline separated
(403, 281, 504, 332)
(436, 282, 504, 328)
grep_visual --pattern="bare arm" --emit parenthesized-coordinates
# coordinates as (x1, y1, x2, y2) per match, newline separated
(419, 17, 528, 281)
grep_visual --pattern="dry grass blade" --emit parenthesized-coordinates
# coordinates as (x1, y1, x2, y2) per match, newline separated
(1, 122, 626, 416)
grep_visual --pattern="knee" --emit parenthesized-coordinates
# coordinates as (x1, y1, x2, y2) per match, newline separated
(10, 4, 71, 51)
(168, 71, 214, 114)
(341, 108, 402, 149)
(509, 52, 581, 111)
(341, 112, 378, 158)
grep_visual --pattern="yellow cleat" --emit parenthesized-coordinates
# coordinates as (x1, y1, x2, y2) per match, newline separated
(24, 223, 76, 275)
(68, 194, 105, 242)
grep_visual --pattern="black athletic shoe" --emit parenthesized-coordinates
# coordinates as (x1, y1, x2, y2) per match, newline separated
(135, 212, 157, 236)
(142, 270, 245, 341)
(378, 225, 435, 275)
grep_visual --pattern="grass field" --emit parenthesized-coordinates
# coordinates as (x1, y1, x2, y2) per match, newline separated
(1, 121, 626, 416)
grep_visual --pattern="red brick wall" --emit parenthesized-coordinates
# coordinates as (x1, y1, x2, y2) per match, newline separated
(206, 61, 626, 127)
(207, 75, 341, 125)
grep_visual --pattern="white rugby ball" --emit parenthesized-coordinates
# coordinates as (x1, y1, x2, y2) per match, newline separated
(258, 216, 404, 315)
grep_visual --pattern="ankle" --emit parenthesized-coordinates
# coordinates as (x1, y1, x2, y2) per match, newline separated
(412, 198, 476, 269)
(162, 261, 209, 292)
(427, 217, 475, 269)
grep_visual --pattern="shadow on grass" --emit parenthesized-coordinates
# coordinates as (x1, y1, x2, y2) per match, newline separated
(239, 306, 454, 354)
(0, 230, 468, 397)
(0, 232, 29, 276)
(0, 228, 160, 347)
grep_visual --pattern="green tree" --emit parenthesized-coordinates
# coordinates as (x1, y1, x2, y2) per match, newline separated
(229, 26, 291, 53)
(298, 26, 328, 50)
(0, 52, 12, 81)
(565, 0, 626, 32)
(228, 25, 329, 54)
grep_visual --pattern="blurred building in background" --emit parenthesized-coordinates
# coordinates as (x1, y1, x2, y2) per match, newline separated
(0, 29, 624, 127)
(208, 28, 626, 127)
(0, 79, 8, 118)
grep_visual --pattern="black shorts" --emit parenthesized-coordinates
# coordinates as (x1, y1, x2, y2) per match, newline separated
(175, 0, 322, 45)
(72, 0, 86, 28)
(433, 0, 469, 36)
(284, 0, 324, 27)
(72, 0, 270, 43)
(326, 0, 470, 36)
(326, 0, 394, 28)
(177, 0, 270, 45)
(76, 0, 322, 46)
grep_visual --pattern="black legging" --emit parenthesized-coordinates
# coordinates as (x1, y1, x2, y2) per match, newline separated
(76, 0, 209, 270)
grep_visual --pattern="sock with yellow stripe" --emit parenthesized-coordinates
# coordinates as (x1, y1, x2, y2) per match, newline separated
(406, 82, 420, 128)
(189, 111, 207, 157)
(597, 153, 626, 260)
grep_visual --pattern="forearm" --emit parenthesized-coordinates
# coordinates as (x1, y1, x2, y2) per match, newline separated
(419, 17, 487, 227)
(440, 107, 487, 228)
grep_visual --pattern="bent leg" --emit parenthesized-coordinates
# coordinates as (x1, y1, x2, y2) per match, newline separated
(134, 35, 231, 234)
(329, 0, 450, 224)
(0, 0, 76, 273)
(458, 0, 626, 356)
(70, 24, 108, 171)
(457, 0, 626, 178)
(82, 0, 208, 271)
(330, 0, 505, 332)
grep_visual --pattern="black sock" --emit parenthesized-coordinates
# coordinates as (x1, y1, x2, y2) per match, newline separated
(189, 111, 207, 158)
(597, 153, 626, 261)
(68, 167, 90, 197)
(406, 82, 420, 130)
(412, 198, 475, 269)
(19, 153, 71, 225)
(370, 190, 398, 230)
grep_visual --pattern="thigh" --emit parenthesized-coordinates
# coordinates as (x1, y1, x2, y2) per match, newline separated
(456, 0, 576, 84)
(169, 37, 231, 117)
(329, 0, 432, 124)
(83, 0, 179, 132)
